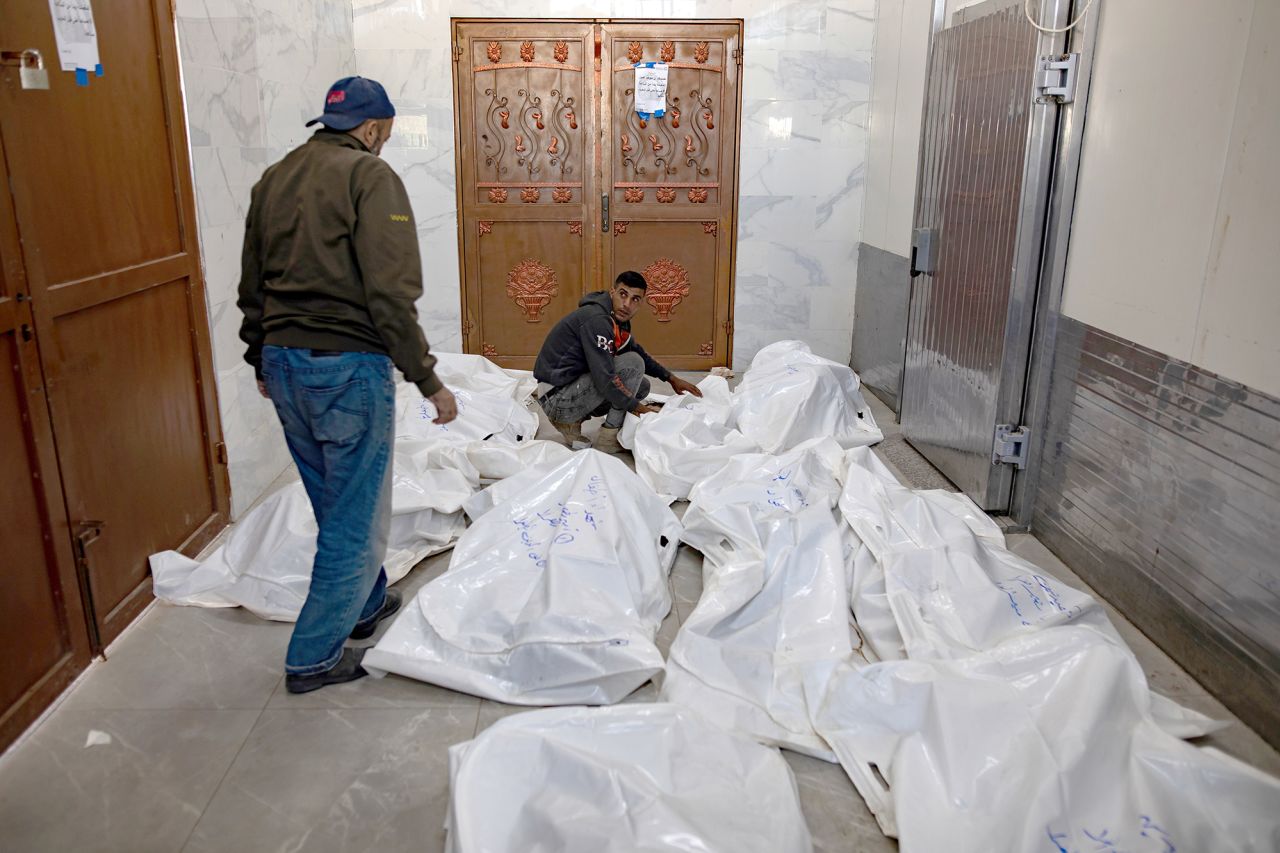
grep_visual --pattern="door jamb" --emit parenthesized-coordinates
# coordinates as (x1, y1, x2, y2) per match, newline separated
(1009, 0, 1102, 527)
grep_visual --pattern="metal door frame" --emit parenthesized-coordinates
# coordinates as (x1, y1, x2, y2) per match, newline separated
(1010, 0, 1102, 527)
(899, 0, 1100, 519)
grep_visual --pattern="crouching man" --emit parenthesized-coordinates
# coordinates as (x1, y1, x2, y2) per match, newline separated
(534, 271, 702, 452)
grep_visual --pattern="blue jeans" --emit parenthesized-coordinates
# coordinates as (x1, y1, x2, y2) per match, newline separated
(538, 351, 651, 429)
(261, 346, 394, 676)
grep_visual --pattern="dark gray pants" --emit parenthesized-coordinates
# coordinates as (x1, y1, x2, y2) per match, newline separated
(539, 351, 651, 429)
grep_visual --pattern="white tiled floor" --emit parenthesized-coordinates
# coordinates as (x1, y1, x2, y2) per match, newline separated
(1, 383, 1275, 852)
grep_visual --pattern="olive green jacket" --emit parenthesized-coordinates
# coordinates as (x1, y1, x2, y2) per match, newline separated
(237, 130, 441, 396)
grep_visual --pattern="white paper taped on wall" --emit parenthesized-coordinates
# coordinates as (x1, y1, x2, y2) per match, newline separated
(47, 0, 100, 72)
(363, 450, 680, 705)
(633, 62, 669, 118)
(444, 704, 814, 853)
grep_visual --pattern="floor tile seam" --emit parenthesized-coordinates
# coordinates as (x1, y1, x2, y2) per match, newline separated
(176, 677, 280, 852)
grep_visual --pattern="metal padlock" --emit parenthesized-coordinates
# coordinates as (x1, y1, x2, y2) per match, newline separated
(20, 49, 50, 90)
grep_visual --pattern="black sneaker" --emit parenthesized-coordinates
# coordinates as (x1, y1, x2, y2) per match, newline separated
(285, 647, 368, 694)
(349, 589, 403, 640)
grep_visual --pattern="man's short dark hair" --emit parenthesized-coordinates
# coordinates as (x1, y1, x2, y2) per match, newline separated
(615, 271, 648, 291)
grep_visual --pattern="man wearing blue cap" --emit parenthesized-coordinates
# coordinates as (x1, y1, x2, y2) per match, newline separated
(238, 76, 457, 693)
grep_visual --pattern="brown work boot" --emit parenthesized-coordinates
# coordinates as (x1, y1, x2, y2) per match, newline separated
(551, 419, 584, 447)
(593, 425, 623, 454)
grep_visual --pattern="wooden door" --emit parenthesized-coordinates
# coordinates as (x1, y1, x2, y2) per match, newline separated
(453, 19, 742, 370)
(0, 152, 92, 750)
(453, 21, 598, 368)
(600, 22, 741, 369)
(0, 0, 229, 672)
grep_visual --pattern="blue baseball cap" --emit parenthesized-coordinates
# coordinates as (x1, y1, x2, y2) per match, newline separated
(306, 76, 396, 130)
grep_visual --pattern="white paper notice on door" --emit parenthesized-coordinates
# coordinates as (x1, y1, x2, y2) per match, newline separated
(634, 63, 669, 118)
(48, 0, 100, 72)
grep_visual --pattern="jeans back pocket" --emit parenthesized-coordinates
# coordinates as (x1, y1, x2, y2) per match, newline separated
(302, 378, 369, 444)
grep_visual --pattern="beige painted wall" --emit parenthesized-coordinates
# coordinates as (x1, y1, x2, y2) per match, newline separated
(861, 0, 931, 257)
(1061, 0, 1279, 397)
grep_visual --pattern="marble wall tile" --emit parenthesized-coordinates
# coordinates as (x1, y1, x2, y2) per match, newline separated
(355, 48, 453, 105)
(190, 147, 268, 229)
(823, 3, 876, 54)
(209, 297, 248, 380)
(736, 277, 813, 332)
(741, 46, 781, 97)
(180, 0, 356, 514)
(814, 160, 865, 240)
(183, 63, 263, 148)
(738, 195, 819, 245)
(740, 146, 826, 196)
(198, 221, 248, 307)
(740, 99, 823, 151)
(207, 297, 241, 378)
(818, 50, 874, 101)
(177, 8, 257, 75)
(260, 80, 324, 150)
(822, 97, 869, 148)
(747, 2, 826, 51)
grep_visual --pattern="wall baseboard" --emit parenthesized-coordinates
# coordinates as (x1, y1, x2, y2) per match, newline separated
(851, 243, 910, 412)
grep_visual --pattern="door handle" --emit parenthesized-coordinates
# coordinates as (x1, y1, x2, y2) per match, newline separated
(74, 520, 106, 549)
(601, 194, 609, 233)
(910, 227, 936, 278)
(72, 520, 106, 652)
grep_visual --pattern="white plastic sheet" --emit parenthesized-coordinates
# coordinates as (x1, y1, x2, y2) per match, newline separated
(365, 450, 681, 704)
(445, 703, 813, 853)
(813, 446, 1252, 847)
(812, 626, 1280, 852)
(621, 375, 758, 502)
(150, 478, 466, 621)
(151, 353, 549, 620)
(732, 341, 882, 453)
(838, 447, 1228, 733)
(433, 351, 539, 402)
(661, 439, 853, 758)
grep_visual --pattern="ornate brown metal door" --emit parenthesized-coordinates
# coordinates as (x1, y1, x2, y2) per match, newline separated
(453, 19, 742, 370)
(600, 22, 741, 369)
(453, 22, 597, 368)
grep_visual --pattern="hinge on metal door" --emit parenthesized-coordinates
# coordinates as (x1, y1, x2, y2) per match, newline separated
(1034, 53, 1079, 103)
(215, 442, 228, 464)
(452, 42, 463, 62)
(992, 424, 1030, 468)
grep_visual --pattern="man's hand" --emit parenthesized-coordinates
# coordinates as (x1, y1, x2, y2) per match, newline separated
(669, 376, 703, 398)
(632, 403, 661, 416)
(257, 379, 269, 399)
(429, 387, 458, 424)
